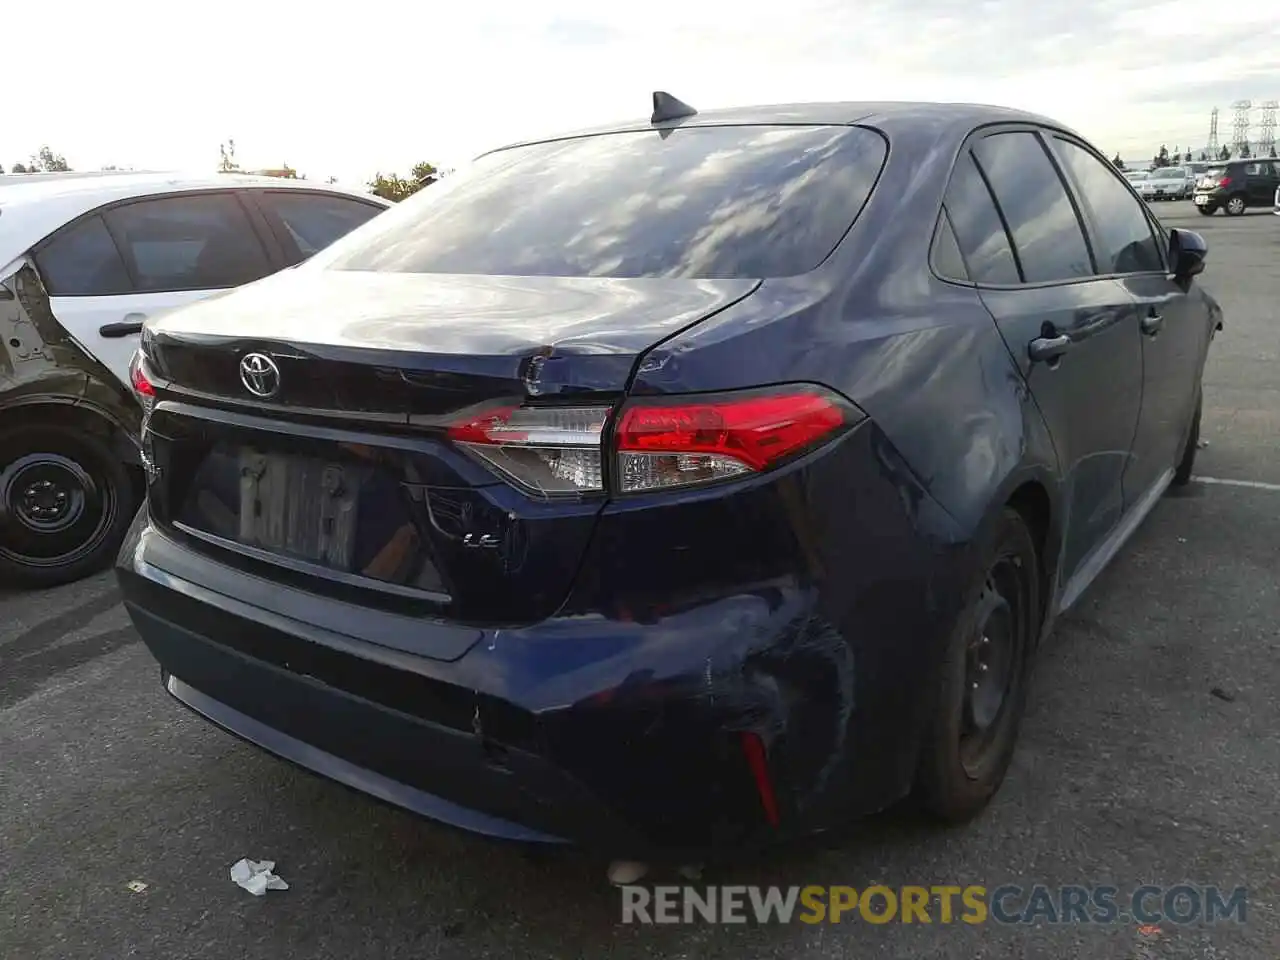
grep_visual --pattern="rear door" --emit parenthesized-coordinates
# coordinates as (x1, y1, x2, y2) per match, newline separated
(34, 191, 277, 388)
(1247, 161, 1279, 204)
(245, 190, 387, 266)
(1049, 134, 1208, 505)
(945, 126, 1144, 585)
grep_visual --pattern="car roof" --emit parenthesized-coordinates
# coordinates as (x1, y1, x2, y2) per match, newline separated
(488, 100, 1080, 154)
(0, 171, 388, 271)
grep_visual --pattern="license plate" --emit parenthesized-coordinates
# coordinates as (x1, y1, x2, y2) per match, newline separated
(238, 448, 364, 569)
(1194, 194, 1209, 205)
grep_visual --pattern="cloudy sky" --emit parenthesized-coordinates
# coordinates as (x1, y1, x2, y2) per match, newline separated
(7, 0, 1278, 183)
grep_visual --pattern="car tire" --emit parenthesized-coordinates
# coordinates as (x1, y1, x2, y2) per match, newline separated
(1196, 205, 1217, 216)
(1224, 194, 1247, 216)
(0, 424, 138, 588)
(1171, 392, 1202, 488)
(914, 506, 1041, 824)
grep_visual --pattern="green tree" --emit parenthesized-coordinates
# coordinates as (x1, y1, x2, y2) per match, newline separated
(1183, 151, 1192, 162)
(34, 146, 70, 171)
(1152, 144, 1170, 168)
(1199, 151, 1208, 161)
(1270, 145, 1278, 159)
(1239, 142, 1251, 158)
(11, 162, 27, 173)
(1218, 144, 1231, 160)
(368, 161, 439, 201)
(218, 139, 241, 172)
(1111, 153, 1125, 169)
(0, 163, 4, 174)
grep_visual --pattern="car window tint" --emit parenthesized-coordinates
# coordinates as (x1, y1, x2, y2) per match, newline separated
(35, 215, 133, 296)
(105, 194, 271, 292)
(317, 125, 888, 279)
(942, 153, 1020, 284)
(931, 209, 969, 281)
(972, 131, 1093, 283)
(257, 192, 383, 261)
(1053, 138, 1164, 274)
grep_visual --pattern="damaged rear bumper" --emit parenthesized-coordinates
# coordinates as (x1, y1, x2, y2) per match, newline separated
(117, 425, 967, 857)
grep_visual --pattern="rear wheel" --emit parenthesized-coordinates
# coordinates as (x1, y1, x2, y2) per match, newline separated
(0, 425, 137, 588)
(1196, 204, 1217, 216)
(1224, 194, 1247, 216)
(915, 508, 1040, 823)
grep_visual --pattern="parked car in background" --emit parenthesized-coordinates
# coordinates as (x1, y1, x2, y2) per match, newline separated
(1139, 166, 1194, 201)
(118, 97, 1221, 857)
(0, 172, 390, 586)
(1123, 169, 1149, 185)
(1193, 159, 1280, 215)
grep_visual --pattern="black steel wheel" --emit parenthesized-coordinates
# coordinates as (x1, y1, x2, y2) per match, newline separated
(0, 424, 137, 588)
(915, 507, 1040, 823)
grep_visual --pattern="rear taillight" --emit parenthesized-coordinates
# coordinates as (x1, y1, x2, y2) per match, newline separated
(614, 388, 852, 493)
(447, 386, 857, 498)
(1218, 177, 1232, 188)
(128, 349, 159, 480)
(446, 405, 611, 496)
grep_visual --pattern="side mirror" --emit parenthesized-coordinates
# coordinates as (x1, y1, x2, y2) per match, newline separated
(1169, 228, 1207, 283)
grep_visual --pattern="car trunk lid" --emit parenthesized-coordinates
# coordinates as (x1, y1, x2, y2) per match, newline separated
(141, 269, 758, 635)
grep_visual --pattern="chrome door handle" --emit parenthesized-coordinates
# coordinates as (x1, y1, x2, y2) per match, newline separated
(1029, 335, 1071, 363)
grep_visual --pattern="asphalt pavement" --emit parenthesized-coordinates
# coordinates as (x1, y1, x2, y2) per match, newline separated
(3, 202, 1278, 959)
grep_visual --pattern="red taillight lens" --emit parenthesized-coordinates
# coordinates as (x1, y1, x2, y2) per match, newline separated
(128, 350, 155, 398)
(446, 405, 611, 496)
(614, 387, 852, 493)
(1218, 177, 1231, 188)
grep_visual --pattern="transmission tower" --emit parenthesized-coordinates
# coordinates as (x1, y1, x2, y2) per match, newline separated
(1231, 99, 1253, 154)
(1259, 100, 1278, 156)
(1207, 106, 1219, 154)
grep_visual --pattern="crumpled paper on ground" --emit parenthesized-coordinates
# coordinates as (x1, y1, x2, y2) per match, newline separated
(230, 858, 289, 896)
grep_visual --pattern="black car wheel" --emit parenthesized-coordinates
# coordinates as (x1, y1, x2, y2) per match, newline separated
(915, 507, 1040, 823)
(0, 425, 137, 588)
(1224, 194, 1247, 216)
(1171, 392, 1202, 488)
(1196, 204, 1217, 216)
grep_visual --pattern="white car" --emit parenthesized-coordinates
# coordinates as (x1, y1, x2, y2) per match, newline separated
(0, 172, 390, 586)
(1138, 166, 1194, 201)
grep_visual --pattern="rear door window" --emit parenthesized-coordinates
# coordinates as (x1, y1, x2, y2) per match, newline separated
(104, 193, 272, 292)
(34, 215, 133, 296)
(941, 153, 1021, 285)
(317, 125, 888, 279)
(1052, 137, 1164, 274)
(255, 191, 385, 261)
(972, 131, 1094, 283)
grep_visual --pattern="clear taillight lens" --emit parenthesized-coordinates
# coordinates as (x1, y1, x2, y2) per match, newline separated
(614, 388, 854, 493)
(446, 405, 611, 497)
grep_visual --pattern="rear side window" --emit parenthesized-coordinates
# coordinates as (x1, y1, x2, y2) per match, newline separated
(256, 192, 384, 260)
(931, 209, 969, 281)
(942, 154, 1020, 284)
(105, 193, 272, 292)
(972, 131, 1093, 283)
(35, 215, 133, 296)
(1053, 138, 1164, 274)
(318, 125, 888, 279)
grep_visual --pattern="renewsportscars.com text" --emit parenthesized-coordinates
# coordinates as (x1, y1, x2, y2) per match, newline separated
(620, 884, 1248, 925)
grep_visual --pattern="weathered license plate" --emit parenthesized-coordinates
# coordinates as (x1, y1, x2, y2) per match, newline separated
(238, 448, 364, 569)
(1194, 194, 1209, 205)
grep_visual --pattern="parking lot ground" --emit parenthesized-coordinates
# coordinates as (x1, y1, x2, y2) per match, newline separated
(2, 203, 1278, 959)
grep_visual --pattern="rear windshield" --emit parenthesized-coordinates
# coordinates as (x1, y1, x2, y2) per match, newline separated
(316, 125, 887, 280)
(1204, 167, 1227, 178)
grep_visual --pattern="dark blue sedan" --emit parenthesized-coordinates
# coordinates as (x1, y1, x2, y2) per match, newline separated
(117, 94, 1221, 859)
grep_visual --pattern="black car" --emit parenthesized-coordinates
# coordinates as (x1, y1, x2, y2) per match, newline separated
(1192, 159, 1280, 215)
(118, 95, 1223, 859)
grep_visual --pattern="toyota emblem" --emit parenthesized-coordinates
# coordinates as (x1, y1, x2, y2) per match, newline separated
(239, 352, 281, 398)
